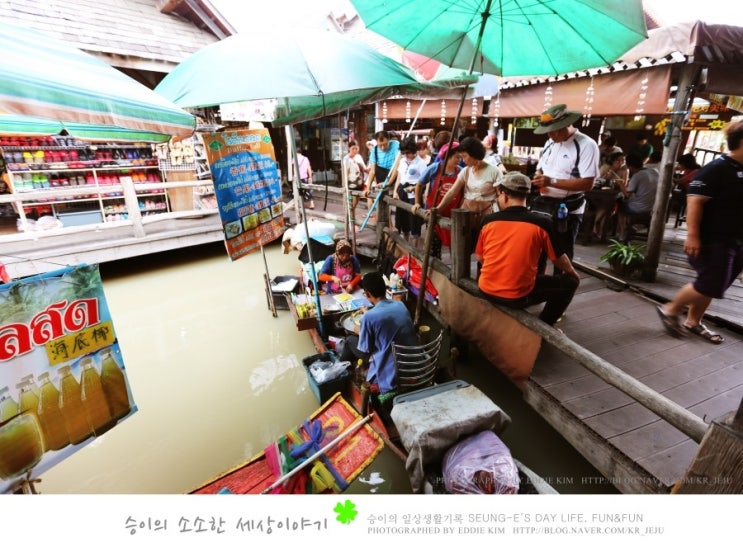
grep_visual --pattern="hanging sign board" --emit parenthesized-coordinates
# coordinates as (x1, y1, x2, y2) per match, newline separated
(203, 129, 285, 261)
(0, 264, 137, 493)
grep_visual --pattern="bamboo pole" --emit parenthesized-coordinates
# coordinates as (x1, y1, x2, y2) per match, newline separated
(260, 413, 374, 494)
(414, 207, 437, 326)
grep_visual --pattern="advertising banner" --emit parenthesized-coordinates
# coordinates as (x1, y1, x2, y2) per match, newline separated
(204, 129, 285, 261)
(0, 264, 137, 493)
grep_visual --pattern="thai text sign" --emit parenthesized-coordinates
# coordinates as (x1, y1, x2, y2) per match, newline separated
(204, 129, 285, 261)
(0, 264, 137, 494)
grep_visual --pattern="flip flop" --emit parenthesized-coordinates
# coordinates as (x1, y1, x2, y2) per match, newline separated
(656, 305, 686, 338)
(683, 323, 724, 344)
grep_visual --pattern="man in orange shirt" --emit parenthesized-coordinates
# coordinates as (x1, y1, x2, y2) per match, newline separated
(475, 172, 580, 326)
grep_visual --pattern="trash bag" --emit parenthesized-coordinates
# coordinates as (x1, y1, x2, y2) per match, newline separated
(442, 430, 519, 494)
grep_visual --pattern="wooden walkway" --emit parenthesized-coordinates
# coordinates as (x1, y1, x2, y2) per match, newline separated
(524, 272, 742, 492)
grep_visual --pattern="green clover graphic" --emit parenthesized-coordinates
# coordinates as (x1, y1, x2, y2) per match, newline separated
(333, 499, 358, 525)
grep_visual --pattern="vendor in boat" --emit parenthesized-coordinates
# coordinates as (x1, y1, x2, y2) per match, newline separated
(339, 271, 418, 401)
(318, 239, 362, 294)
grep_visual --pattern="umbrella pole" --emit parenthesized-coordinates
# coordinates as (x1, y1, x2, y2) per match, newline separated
(359, 153, 401, 231)
(446, 1, 489, 148)
(262, 245, 277, 318)
(288, 127, 324, 336)
(415, 207, 436, 326)
(405, 99, 426, 138)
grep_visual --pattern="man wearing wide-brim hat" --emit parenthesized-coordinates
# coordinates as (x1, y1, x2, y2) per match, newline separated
(475, 171, 580, 326)
(531, 104, 600, 274)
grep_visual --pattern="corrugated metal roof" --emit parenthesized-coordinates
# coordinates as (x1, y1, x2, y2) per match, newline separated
(0, 0, 219, 70)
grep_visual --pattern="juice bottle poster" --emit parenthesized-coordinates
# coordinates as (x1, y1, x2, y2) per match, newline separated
(0, 264, 137, 494)
(203, 128, 285, 261)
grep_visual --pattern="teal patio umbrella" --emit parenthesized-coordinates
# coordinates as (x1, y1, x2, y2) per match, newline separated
(155, 27, 476, 334)
(350, 0, 648, 77)
(154, 27, 476, 125)
(0, 22, 195, 142)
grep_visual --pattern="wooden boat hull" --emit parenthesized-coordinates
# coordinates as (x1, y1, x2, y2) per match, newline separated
(190, 392, 384, 494)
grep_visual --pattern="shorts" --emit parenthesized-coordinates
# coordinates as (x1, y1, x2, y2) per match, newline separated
(689, 241, 743, 299)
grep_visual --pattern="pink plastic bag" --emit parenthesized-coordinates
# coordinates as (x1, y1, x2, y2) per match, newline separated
(442, 430, 519, 494)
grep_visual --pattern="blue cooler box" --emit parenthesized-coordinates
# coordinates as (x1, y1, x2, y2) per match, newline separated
(302, 351, 349, 404)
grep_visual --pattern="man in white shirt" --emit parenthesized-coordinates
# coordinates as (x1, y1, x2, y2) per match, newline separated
(531, 104, 600, 273)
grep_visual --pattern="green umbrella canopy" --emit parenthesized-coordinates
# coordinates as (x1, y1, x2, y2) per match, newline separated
(350, 0, 648, 77)
(0, 22, 195, 142)
(155, 28, 477, 124)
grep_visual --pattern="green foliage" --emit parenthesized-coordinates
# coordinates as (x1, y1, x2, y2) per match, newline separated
(599, 240, 646, 272)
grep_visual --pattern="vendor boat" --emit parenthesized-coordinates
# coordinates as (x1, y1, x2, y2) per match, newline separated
(189, 392, 383, 494)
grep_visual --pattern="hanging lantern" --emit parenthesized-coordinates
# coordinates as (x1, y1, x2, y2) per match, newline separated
(382, 101, 388, 124)
(492, 97, 500, 128)
(405, 100, 411, 123)
(440, 100, 446, 125)
(634, 75, 649, 121)
(471, 98, 478, 125)
(582, 77, 595, 127)
(543, 84, 553, 109)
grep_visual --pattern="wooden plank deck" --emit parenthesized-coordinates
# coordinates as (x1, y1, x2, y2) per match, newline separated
(526, 273, 742, 493)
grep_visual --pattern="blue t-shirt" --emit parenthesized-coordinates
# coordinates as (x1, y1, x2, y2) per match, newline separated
(357, 299, 417, 393)
(369, 140, 400, 170)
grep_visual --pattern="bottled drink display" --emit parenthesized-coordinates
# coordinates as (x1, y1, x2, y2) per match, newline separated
(99, 348, 132, 421)
(36, 372, 70, 451)
(79, 358, 114, 436)
(58, 365, 93, 445)
(0, 386, 19, 423)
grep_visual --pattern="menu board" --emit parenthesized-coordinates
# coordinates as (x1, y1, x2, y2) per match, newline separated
(203, 129, 285, 261)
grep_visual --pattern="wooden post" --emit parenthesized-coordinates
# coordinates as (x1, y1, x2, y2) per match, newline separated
(450, 208, 469, 285)
(642, 64, 702, 282)
(672, 397, 743, 494)
(120, 176, 145, 238)
(415, 207, 437, 326)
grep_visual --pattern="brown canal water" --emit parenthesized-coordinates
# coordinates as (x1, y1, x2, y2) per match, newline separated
(37, 240, 612, 494)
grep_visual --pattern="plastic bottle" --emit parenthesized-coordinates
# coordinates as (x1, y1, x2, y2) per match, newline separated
(99, 348, 131, 421)
(57, 365, 93, 445)
(37, 371, 70, 451)
(556, 202, 568, 233)
(79, 358, 114, 436)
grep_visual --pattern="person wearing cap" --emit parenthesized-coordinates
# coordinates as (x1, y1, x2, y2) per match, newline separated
(531, 104, 600, 273)
(413, 141, 463, 258)
(475, 171, 580, 326)
(318, 239, 362, 294)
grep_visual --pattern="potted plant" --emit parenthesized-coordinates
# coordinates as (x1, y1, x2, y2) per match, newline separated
(599, 240, 646, 277)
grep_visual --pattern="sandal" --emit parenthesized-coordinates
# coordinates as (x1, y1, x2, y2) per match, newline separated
(683, 323, 724, 344)
(656, 305, 686, 338)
